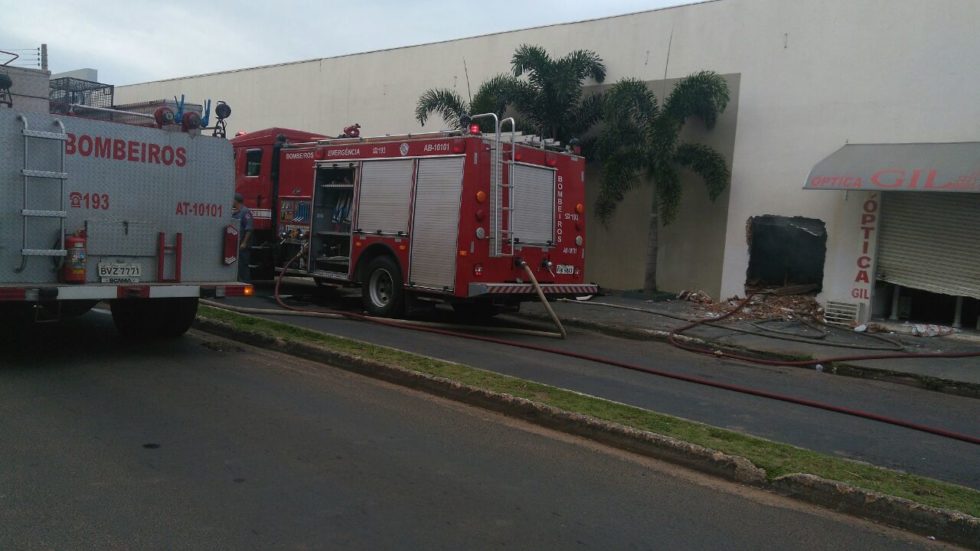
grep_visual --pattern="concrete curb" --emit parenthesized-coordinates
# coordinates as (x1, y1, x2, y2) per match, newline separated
(512, 311, 980, 400)
(773, 474, 980, 546)
(194, 316, 980, 548)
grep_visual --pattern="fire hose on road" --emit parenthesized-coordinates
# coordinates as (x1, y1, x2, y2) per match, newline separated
(201, 249, 980, 447)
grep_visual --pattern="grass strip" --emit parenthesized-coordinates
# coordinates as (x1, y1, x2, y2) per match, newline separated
(198, 306, 980, 517)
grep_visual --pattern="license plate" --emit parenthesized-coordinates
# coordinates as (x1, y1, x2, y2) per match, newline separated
(98, 262, 142, 282)
(555, 264, 575, 275)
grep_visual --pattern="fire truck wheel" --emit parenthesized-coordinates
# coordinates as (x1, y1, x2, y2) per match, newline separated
(156, 298, 199, 337)
(59, 300, 98, 317)
(362, 256, 404, 317)
(111, 298, 198, 339)
(0, 305, 30, 344)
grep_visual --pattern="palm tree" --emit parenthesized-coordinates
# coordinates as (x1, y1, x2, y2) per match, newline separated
(508, 44, 605, 143)
(415, 74, 517, 132)
(415, 45, 606, 144)
(595, 72, 730, 293)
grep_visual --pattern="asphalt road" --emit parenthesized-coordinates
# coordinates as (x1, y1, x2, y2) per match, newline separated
(0, 313, 943, 550)
(226, 284, 980, 490)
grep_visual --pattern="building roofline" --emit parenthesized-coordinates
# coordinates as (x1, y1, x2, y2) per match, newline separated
(118, 0, 720, 88)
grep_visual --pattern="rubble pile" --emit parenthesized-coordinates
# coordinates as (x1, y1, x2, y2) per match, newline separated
(686, 292, 825, 323)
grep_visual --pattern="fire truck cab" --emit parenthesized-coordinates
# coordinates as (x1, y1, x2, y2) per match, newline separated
(233, 119, 597, 317)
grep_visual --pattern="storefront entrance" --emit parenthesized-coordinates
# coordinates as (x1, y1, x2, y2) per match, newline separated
(804, 141, 980, 329)
(876, 192, 980, 328)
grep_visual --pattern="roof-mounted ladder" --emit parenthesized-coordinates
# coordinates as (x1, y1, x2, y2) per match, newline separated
(471, 113, 518, 257)
(14, 114, 68, 273)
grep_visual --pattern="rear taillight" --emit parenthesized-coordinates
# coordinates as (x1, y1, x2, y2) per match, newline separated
(222, 284, 253, 297)
(473, 264, 484, 277)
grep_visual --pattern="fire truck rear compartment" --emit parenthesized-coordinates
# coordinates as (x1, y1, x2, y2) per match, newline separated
(1, 109, 247, 336)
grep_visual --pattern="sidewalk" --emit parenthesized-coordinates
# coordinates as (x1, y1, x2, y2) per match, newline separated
(516, 293, 980, 395)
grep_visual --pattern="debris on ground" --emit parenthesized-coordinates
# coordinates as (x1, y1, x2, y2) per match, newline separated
(865, 323, 891, 333)
(694, 292, 825, 323)
(908, 324, 956, 338)
(677, 289, 713, 303)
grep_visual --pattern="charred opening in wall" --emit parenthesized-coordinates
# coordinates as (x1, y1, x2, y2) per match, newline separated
(746, 215, 826, 290)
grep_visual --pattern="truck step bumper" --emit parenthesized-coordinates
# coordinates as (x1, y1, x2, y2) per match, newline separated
(0, 283, 252, 301)
(468, 282, 598, 297)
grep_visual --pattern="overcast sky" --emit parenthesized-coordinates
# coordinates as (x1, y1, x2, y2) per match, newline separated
(1, 0, 695, 85)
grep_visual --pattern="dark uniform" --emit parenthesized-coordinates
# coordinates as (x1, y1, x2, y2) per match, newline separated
(233, 204, 254, 282)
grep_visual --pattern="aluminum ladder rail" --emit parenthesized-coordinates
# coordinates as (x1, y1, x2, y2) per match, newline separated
(498, 117, 517, 256)
(470, 113, 518, 257)
(14, 114, 68, 273)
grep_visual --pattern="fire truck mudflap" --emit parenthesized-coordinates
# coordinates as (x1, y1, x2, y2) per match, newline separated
(0, 108, 248, 337)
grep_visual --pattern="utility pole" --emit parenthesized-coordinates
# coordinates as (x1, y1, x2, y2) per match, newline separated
(41, 44, 47, 71)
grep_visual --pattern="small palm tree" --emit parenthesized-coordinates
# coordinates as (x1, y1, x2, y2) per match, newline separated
(596, 72, 730, 293)
(415, 45, 606, 143)
(415, 74, 517, 132)
(508, 44, 606, 143)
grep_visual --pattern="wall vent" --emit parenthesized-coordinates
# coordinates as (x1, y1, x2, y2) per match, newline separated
(824, 301, 860, 327)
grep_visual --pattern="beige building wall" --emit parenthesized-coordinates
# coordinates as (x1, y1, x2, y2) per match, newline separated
(4, 66, 50, 114)
(116, 0, 980, 309)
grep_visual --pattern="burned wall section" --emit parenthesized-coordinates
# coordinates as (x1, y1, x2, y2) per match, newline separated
(746, 215, 826, 289)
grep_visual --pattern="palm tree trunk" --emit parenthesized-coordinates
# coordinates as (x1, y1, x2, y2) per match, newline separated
(644, 193, 659, 293)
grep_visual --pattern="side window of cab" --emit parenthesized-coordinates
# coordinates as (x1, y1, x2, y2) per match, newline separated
(246, 149, 263, 177)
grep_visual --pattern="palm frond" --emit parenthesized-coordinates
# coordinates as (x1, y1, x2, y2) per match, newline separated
(602, 78, 658, 126)
(511, 44, 552, 80)
(415, 88, 468, 129)
(674, 143, 730, 201)
(595, 146, 649, 223)
(560, 49, 606, 83)
(663, 71, 730, 129)
(568, 92, 604, 136)
(470, 74, 519, 117)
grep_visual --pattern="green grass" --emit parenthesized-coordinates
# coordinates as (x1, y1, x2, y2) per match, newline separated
(198, 306, 980, 517)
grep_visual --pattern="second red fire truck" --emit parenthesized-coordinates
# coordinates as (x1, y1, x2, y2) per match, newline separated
(232, 116, 596, 317)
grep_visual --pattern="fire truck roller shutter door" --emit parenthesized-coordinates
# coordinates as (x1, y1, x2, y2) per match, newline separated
(512, 163, 556, 246)
(410, 157, 465, 291)
(357, 159, 415, 234)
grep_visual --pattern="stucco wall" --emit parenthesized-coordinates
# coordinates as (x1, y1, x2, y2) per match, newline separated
(115, 0, 980, 305)
(4, 66, 50, 114)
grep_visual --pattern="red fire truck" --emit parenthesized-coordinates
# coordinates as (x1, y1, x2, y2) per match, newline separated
(232, 116, 597, 317)
(0, 76, 249, 338)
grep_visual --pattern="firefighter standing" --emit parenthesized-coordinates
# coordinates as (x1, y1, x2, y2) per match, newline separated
(232, 193, 254, 282)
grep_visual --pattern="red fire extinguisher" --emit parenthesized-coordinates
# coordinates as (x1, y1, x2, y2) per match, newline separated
(62, 231, 87, 284)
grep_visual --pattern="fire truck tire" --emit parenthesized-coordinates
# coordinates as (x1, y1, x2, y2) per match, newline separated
(0, 305, 30, 343)
(59, 300, 98, 317)
(111, 298, 198, 339)
(157, 297, 200, 337)
(361, 256, 404, 317)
